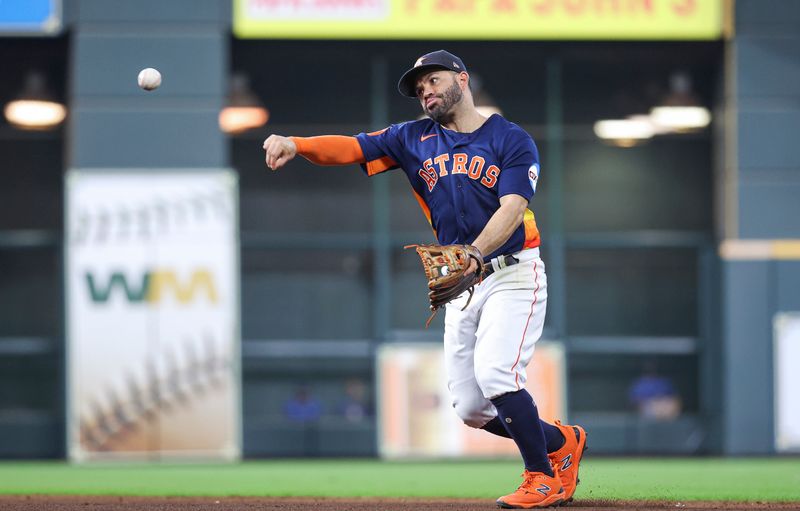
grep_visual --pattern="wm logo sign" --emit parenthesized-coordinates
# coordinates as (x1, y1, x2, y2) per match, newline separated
(86, 269, 219, 304)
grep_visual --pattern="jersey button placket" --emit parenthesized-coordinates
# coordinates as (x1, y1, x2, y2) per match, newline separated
(453, 179, 468, 235)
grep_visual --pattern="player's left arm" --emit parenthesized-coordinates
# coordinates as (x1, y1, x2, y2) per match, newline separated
(468, 194, 529, 272)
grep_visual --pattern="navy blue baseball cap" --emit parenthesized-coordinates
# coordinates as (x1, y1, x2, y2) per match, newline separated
(397, 50, 467, 98)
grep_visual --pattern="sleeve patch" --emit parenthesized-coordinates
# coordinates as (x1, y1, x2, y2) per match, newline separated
(528, 164, 540, 192)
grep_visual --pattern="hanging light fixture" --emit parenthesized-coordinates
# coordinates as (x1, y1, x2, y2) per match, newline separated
(3, 72, 67, 131)
(219, 73, 269, 135)
(649, 72, 711, 131)
(593, 117, 655, 147)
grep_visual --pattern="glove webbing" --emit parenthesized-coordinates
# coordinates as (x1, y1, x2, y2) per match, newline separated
(405, 244, 484, 328)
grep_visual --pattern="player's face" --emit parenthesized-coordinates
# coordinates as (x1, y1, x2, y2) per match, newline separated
(415, 71, 464, 123)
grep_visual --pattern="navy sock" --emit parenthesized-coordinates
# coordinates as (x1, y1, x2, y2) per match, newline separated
(490, 389, 553, 476)
(482, 417, 566, 454)
(541, 421, 566, 452)
(481, 417, 512, 438)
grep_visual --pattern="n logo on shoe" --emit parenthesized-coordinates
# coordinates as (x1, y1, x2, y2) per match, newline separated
(561, 454, 573, 471)
(535, 484, 551, 496)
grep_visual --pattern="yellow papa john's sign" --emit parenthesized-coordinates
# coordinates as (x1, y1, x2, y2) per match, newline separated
(234, 0, 724, 40)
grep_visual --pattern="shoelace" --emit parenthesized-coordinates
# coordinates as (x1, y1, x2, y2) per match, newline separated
(516, 471, 543, 491)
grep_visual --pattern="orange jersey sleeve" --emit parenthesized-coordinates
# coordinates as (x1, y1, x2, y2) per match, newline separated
(290, 135, 366, 166)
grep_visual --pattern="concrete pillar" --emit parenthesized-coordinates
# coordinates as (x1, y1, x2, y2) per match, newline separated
(720, 0, 800, 454)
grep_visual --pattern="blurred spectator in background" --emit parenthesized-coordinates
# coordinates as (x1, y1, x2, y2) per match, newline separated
(628, 361, 682, 421)
(337, 378, 372, 423)
(283, 386, 322, 423)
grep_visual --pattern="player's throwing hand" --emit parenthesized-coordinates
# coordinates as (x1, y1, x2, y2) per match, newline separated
(263, 135, 297, 170)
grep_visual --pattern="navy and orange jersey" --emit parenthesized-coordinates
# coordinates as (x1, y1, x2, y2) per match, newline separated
(355, 114, 541, 261)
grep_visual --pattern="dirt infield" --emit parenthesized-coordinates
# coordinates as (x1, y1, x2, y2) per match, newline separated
(1, 496, 798, 511)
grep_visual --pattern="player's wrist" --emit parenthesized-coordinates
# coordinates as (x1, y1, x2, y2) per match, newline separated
(288, 136, 303, 154)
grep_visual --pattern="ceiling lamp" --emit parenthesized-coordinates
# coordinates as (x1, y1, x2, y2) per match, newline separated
(593, 117, 655, 148)
(219, 73, 269, 135)
(649, 72, 711, 131)
(650, 105, 711, 131)
(3, 72, 66, 131)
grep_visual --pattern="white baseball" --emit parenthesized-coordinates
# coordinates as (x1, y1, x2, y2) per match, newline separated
(137, 68, 162, 91)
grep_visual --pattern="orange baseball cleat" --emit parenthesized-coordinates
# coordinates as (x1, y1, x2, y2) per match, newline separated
(495, 470, 566, 509)
(547, 420, 588, 503)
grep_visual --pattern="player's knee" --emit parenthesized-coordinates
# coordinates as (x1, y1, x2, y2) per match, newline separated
(452, 395, 493, 429)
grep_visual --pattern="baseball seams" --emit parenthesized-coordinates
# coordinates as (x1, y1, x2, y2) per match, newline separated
(70, 188, 231, 245)
(80, 335, 230, 451)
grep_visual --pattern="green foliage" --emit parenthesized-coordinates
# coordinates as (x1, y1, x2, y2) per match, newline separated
(0, 458, 798, 502)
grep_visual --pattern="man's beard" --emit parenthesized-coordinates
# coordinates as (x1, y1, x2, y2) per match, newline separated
(425, 80, 463, 124)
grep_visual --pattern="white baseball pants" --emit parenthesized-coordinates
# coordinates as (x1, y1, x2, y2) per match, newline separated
(443, 247, 548, 428)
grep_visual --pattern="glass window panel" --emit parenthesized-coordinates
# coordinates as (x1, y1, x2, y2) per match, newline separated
(232, 40, 372, 125)
(0, 140, 64, 231)
(565, 248, 698, 336)
(561, 42, 720, 124)
(241, 248, 371, 339)
(563, 137, 712, 233)
(0, 355, 60, 411)
(388, 170, 435, 236)
(568, 353, 698, 414)
(242, 373, 376, 457)
(0, 248, 60, 337)
(235, 130, 373, 235)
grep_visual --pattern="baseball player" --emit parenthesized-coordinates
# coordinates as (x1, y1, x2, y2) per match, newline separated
(263, 50, 587, 509)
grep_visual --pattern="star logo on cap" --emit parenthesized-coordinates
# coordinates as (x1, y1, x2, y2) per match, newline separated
(414, 56, 426, 68)
(453, 61, 460, 68)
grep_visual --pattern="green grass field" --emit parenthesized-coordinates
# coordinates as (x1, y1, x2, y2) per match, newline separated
(1, 458, 798, 502)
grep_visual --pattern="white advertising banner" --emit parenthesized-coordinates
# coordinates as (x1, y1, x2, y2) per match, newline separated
(377, 341, 565, 458)
(66, 170, 240, 461)
(775, 313, 800, 452)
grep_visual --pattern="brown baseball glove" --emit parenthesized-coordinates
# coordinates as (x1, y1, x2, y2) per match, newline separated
(406, 244, 485, 327)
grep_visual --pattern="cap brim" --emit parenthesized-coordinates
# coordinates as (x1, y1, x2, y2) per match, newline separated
(397, 64, 452, 98)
